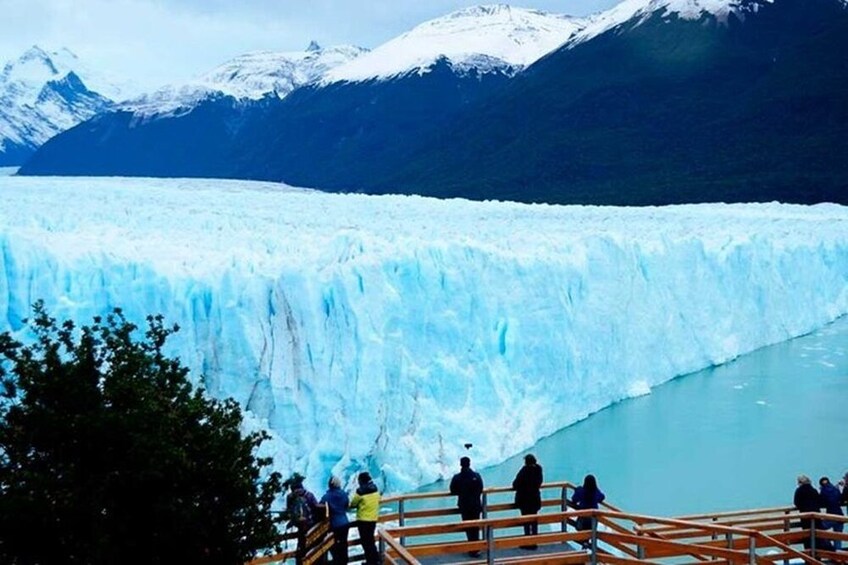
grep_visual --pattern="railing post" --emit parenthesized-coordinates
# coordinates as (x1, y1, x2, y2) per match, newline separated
(486, 524, 495, 565)
(398, 499, 406, 546)
(481, 492, 488, 519)
(783, 509, 790, 565)
(726, 532, 733, 550)
(637, 534, 645, 561)
(379, 530, 386, 564)
(561, 486, 569, 535)
(748, 536, 756, 565)
(590, 514, 598, 565)
(810, 519, 817, 559)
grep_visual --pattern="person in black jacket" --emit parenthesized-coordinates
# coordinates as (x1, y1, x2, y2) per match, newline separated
(841, 471, 848, 506)
(512, 454, 544, 548)
(450, 456, 484, 557)
(794, 474, 824, 550)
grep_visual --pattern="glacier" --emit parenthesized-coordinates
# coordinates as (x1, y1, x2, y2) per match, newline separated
(1, 175, 847, 493)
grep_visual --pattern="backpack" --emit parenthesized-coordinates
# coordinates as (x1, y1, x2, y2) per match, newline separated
(287, 490, 312, 527)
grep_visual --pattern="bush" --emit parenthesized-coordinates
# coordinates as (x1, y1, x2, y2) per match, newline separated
(0, 302, 283, 564)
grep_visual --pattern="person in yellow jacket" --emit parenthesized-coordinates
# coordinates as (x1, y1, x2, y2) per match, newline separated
(350, 471, 380, 565)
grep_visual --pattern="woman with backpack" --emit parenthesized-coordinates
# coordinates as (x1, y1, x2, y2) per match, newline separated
(284, 473, 320, 563)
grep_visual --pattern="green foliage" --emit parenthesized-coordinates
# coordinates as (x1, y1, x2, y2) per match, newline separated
(0, 302, 283, 564)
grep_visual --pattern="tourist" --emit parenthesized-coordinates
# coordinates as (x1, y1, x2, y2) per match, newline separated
(571, 474, 606, 542)
(512, 454, 544, 549)
(819, 476, 844, 550)
(320, 475, 350, 564)
(450, 456, 484, 557)
(794, 474, 824, 550)
(284, 472, 321, 563)
(841, 471, 848, 505)
(349, 471, 380, 565)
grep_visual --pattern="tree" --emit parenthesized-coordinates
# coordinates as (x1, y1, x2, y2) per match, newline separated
(0, 302, 284, 564)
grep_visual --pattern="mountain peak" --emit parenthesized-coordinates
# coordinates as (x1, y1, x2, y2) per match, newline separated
(567, 0, 780, 46)
(449, 4, 514, 17)
(324, 5, 586, 83)
(122, 43, 367, 117)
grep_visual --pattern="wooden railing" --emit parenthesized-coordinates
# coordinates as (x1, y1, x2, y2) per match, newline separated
(380, 508, 848, 564)
(248, 482, 848, 564)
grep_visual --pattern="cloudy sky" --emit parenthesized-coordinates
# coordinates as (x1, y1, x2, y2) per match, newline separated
(0, 0, 620, 88)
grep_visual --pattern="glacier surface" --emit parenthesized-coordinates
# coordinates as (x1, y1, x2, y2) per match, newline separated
(1, 176, 847, 493)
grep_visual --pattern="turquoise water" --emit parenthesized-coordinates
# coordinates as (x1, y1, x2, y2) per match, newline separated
(432, 317, 848, 517)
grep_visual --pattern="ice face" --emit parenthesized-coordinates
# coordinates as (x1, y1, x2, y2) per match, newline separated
(1, 176, 847, 493)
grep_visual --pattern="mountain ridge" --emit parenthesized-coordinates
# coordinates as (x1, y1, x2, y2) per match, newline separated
(323, 4, 586, 83)
(17, 0, 848, 207)
(0, 46, 126, 165)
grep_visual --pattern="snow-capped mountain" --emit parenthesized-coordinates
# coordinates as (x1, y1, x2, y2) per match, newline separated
(0, 46, 137, 165)
(324, 4, 586, 83)
(569, 0, 802, 45)
(20, 0, 848, 208)
(123, 43, 367, 117)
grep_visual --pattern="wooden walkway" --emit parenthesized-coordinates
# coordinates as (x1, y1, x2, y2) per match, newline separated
(249, 481, 848, 565)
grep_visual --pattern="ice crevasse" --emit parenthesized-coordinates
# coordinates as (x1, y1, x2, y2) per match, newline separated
(0, 176, 847, 492)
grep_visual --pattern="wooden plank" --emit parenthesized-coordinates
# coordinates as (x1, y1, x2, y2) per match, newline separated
(672, 507, 795, 522)
(815, 550, 848, 563)
(303, 537, 334, 565)
(248, 551, 295, 565)
(405, 531, 587, 558)
(381, 481, 575, 505)
(380, 530, 420, 564)
(605, 530, 749, 561)
(596, 552, 664, 565)
(492, 551, 591, 565)
(304, 521, 330, 548)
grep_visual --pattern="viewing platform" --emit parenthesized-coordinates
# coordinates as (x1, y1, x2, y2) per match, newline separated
(249, 481, 848, 565)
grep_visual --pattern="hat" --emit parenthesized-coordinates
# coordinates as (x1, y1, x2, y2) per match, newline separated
(285, 472, 305, 488)
(358, 471, 372, 484)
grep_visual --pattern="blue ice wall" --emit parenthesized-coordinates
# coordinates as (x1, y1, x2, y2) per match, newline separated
(1, 176, 847, 492)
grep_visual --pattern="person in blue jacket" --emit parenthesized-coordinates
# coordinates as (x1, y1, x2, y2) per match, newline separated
(819, 476, 844, 550)
(571, 474, 605, 537)
(320, 475, 350, 564)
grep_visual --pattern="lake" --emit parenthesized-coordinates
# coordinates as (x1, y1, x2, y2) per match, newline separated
(429, 316, 848, 517)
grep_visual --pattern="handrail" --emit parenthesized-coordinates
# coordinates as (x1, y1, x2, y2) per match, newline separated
(673, 505, 797, 521)
(380, 480, 576, 504)
(246, 482, 848, 564)
(378, 529, 419, 565)
(752, 530, 825, 565)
